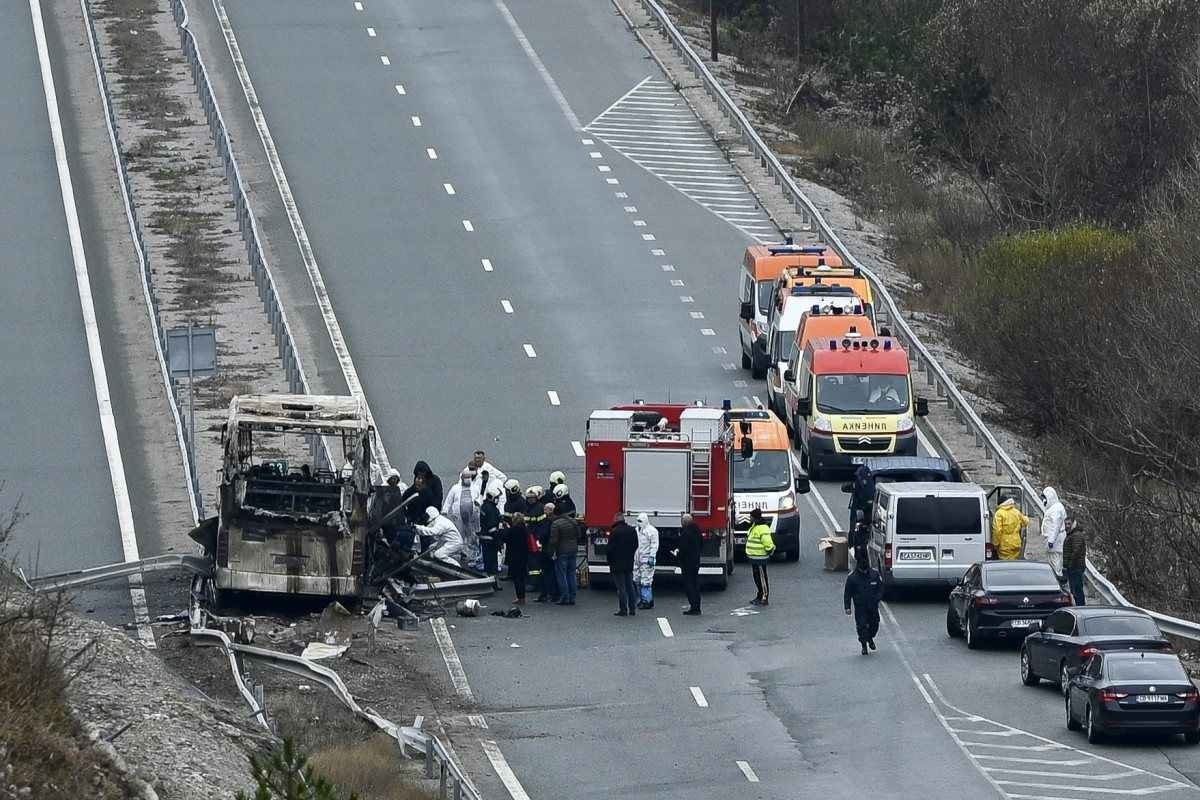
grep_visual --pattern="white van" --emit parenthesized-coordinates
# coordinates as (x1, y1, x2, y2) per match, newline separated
(866, 482, 988, 590)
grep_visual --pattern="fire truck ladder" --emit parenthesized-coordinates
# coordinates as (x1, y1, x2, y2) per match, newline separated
(690, 431, 713, 515)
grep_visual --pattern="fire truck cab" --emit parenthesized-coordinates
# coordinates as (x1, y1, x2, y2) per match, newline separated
(584, 404, 735, 590)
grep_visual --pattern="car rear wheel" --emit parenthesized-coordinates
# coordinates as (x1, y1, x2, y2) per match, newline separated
(1184, 730, 1200, 745)
(785, 548, 800, 562)
(965, 613, 980, 649)
(1059, 662, 1071, 696)
(742, 351, 752, 369)
(946, 606, 962, 638)
(1020, 647, 1040, 686)
(1066, 695, 1081, 731)
(1085, 704, 1103, 744)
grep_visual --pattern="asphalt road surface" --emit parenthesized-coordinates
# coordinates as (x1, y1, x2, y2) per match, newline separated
(0, 1, 124, 580)
(209, 0, 1200, 796)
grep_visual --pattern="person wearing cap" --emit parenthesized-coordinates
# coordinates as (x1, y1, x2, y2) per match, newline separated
(992, 498, 1030, 561)
(551, 482, 576, 517)
(843, 545, 883, 654)
(745, 508, 775, 606)
(634, 512, 659, 610)
(479, 486, 504, 575)
(370, 468, 408, 549)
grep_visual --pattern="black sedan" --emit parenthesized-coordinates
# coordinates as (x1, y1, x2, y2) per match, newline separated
(1021, 606, 1172, 693)
(1066, 651, 1200, 744)
(947, 560, 1071, 648)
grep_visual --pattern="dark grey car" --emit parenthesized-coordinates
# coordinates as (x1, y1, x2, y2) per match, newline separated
(1021, 607, 1173, 694)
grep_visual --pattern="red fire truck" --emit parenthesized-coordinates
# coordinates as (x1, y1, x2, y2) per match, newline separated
(583, 404, 735, 590)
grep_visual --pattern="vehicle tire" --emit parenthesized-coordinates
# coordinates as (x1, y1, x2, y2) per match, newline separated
(1020, 647, 1040, 686)
(1184, 730, 1200, 745)
(1066, 695, 1081, 731)
(742, 351, 752, 369)
(786, 548, 800, 562)
(946, 606, 962, 638)
(1085, 704, 1103, 744)
(589, 578, 610, 591)
(712, 571, 729, 591)
(727, 558, 735, 576)
(1059, 661, 1071, 697)
(965, 614, 981, 649)
(751, 360, 767, 380)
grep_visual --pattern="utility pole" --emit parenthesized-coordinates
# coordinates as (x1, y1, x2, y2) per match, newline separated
(796, 0, 806, 67)
(710, 0, 718, 62)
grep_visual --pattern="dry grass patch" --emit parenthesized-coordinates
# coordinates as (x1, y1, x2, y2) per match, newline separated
(309, 734, 436, 800)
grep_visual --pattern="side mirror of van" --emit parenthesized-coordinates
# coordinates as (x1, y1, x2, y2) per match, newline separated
(797, 396, 812, 416)
(739, 301, 754, 321)
(915, 397, 930, 417)
(783, 369, 795, 383)
(840, 481, 853, 493)
(794, 476, 811, 495)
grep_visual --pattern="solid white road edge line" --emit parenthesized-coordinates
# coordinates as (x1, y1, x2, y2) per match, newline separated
(735, 760, 760, 783)
(430, 617, 474, 701)
(689, 686, 708, 708)
(657, 617, 674, 637)
(492, 0, 581, 130)
(212, 0, 393, 472)
(481, 740, 533, 800)
(32, 0, 154, 649)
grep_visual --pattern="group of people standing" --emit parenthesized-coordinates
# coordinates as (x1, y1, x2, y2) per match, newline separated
(990, 486, 1087, 605)
(603, 512, 704, 615)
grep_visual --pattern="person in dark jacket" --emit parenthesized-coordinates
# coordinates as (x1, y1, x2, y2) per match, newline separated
(400, 474, 436, 526)
(848, 464, 875, 533)
(479, 487, 503, 575)
(413, 461, 444, 510)
(528, 501, 558, 603)
(674, 513, 703, 615)
(1062, 518, 1087, 606)
(551, 483, 577, 517)
(550, 510, 580, 605)
(503, 513, 530, 604)
(843, 547, 884, 655)
(371, 469, 408, 547)
(501, 479, 526, 521)
(606, 514, 639, 616)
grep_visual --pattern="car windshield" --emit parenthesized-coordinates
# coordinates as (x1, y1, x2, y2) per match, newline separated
(1107, 657, 1188, 683)
(733, 450, 791, 492)
(984, 565, 1059, 588)
(757, 281, 775, 314)
(1084, 616, 1161, 637)
(816, 374, 910, 414)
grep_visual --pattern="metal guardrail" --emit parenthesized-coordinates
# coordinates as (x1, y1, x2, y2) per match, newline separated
(79, 0, 202, 521)
(28, 553, 211, 591)
(190, 612, 480, 799)
(636, 0, 1200, 641)
(167, 0, 334, 472)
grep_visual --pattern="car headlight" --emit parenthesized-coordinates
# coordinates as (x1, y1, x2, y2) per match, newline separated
(812, 416, 833, 433)
(895, 413, 914, 433)
(778, 495, 795, 512)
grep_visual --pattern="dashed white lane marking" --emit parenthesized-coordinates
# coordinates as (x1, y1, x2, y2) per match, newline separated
(614, 191, 628, 198)
(633, 219, 646, 227)
(736, 761, 760, 783)
(380, 54, 390, 65)
(500, 299, 513, 314)
(523, 344, 537, 358)
(700, 328, 716, 336)
(353, 1, 362, 9)
(34, 0, 153, 648)
(468, 714, 489, 729)
(752, 395, 764, 408)
(680, 295, 693, 302)
(641, 233, 656, 241)
(411, 115, 421, 127)
(624, 205, 637, 212)
(394, 83, 405, 95)
(662, 264, 676, 271)
(690, 311, 704, 319)
(571, 440, 585, 457)
(481, 258, 493, 272)
(492, 0, 581, 129)
(462, 219, 474, 231)
(430, 617, 474, 700)
(606, 178, 619, 184)
(586, 77, 775, 241)
(426, 147, 438, 160)
(481, 740, 533, 800)
(366, 26, 376, 36)
(722, 363, 736, 370)
(650, 248, 666, 256)
(598, 165, 611, 173)
(589, 151, 603, 159)
(657, 617, 674, 638)
(443, 182, 455, 195)
(670, 279, 685, 287)
(689, 686, 709, 708)
(581, 137, 594, 145)
(712, 346, 727, 354)
(547, 391, 560, 406)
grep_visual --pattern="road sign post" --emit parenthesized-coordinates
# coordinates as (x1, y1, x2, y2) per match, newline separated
(167, 325, 217, 510)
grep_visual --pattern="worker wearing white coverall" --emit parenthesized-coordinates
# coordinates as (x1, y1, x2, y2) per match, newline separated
(443, 470, 483, 571)
(634, 513, 659, 610)
(1040, 486, 1067, 577)
(468, 451, 507, 511)
(416, 507, 463, 564)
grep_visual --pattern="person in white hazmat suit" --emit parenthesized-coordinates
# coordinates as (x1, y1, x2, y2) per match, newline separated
(1040, 486, 1067, 576)
(634, 512, 659, 610)
(469, 451, 507, 511)
(443, 470, 484, 570)
(416, 506, 463, 564)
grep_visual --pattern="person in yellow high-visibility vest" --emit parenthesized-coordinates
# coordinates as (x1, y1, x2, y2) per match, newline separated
(992, 498, 1029, 561)
(745, 508, 776, 606)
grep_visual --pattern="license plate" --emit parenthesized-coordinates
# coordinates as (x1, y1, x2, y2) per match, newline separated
(593, 537, 608, 546)
(851, 457, 867, 464)
(1136, 695, 1170, 704)
(1010, 619, 1036, 628)
(897, 550, 932, 561)
(734, 535, 747, 545)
